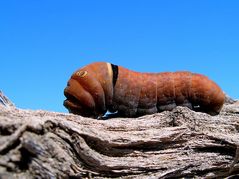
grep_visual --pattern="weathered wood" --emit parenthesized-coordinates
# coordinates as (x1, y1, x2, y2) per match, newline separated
(0, 91, 15, 108)
(0, 93, 239, 178)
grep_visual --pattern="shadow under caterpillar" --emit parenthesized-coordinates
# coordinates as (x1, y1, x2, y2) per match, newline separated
(64, 62, 225, 118)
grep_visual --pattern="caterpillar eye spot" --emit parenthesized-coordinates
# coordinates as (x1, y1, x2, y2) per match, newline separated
(76, 71, 87, 78)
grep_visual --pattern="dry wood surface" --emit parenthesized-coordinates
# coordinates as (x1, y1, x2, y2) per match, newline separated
(0, 91, 239, 178)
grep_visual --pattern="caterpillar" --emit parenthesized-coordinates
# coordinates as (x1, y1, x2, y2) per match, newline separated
(64, 62, 225, 118)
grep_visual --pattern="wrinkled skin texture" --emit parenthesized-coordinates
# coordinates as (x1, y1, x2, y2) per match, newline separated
(64, 62, 225, 118)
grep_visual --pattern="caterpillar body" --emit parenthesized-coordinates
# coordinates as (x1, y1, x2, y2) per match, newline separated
(64, 62, 225, 118)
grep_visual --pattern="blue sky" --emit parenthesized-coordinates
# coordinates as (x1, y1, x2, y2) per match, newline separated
(0, 1, 239, 112)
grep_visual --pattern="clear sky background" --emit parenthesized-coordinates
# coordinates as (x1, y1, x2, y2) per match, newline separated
(0, 1, 238, 113)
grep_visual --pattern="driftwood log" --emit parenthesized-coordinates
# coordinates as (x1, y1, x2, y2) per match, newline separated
(0, 91, 239, 178)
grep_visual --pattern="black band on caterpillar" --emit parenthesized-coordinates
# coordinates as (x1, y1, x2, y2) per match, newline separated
(111, 63, 118, 87)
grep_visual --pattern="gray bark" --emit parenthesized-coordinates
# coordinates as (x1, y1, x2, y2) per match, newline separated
(0, 91, 15, 108)
(0, 92, 239, 178)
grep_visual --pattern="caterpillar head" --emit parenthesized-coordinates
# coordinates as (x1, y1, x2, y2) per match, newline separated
(64, 66, 107, 118)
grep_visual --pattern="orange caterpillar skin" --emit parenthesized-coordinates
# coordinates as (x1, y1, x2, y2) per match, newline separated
(64, 62, 225, 118)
